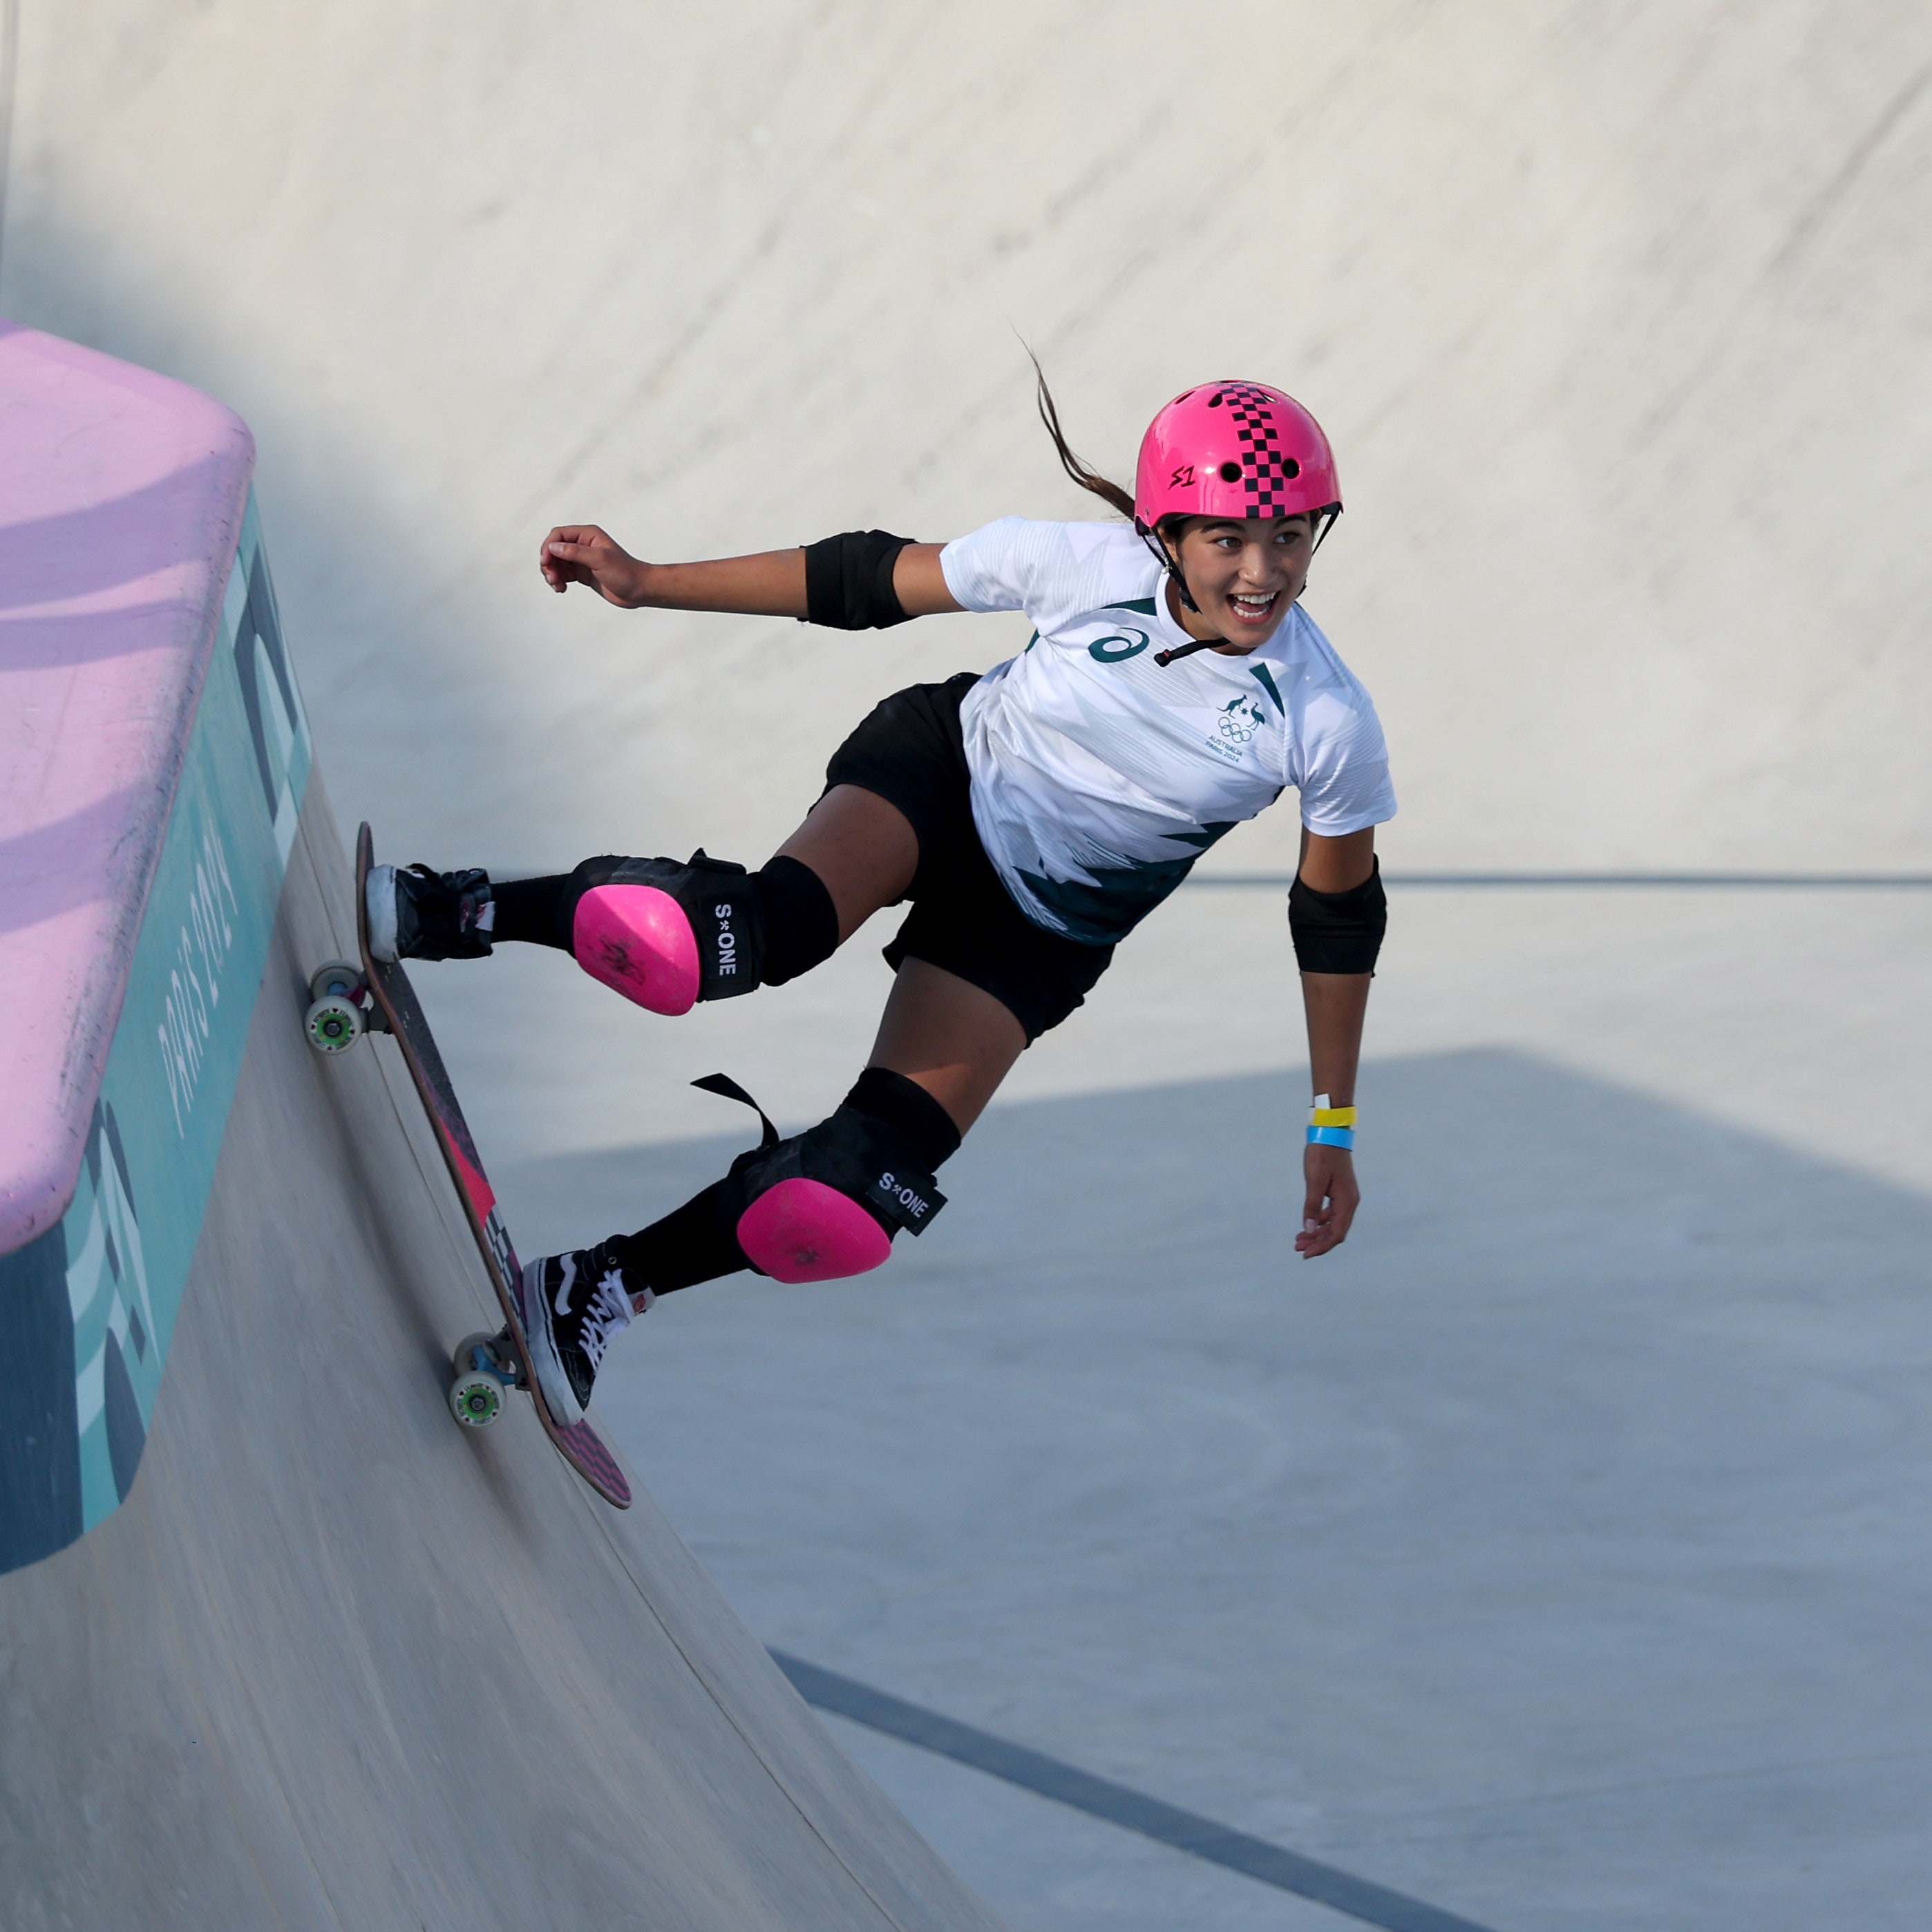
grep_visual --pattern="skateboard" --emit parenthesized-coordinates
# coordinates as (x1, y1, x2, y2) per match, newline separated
(302, 824, 631, 1508)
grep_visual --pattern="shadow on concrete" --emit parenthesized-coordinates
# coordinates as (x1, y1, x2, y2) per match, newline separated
(497, 1048, 1932, 1931)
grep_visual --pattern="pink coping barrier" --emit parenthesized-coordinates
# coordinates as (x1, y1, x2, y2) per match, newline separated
(736, 1178, 893, 1285)
(0, 322, 254, 1253)
(571, 883, 701, 1015)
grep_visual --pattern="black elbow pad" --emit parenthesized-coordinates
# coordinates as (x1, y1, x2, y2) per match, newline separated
(803, 529, 917, 629)
(1289, 858, 1387, 973)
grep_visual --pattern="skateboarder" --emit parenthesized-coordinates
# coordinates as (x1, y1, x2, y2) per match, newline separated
(368, 378, 1395, 1426)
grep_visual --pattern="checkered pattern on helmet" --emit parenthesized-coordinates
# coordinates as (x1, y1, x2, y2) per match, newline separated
(1210, 383, 1298, 518)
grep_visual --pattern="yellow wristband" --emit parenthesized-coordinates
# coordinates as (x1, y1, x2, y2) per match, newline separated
(1309, 1104, 1358, 1128)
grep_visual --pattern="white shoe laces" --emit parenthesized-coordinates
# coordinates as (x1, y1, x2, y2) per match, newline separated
(576, 1268, 634, 1371)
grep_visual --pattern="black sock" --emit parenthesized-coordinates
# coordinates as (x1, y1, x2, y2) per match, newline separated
(491, 873, 574, 950)
(607, 1182, 744, 1296)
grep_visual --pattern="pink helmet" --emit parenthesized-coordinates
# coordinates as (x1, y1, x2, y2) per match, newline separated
(1133, 381, 1341, 531)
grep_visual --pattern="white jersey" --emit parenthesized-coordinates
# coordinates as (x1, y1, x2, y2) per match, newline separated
(941, 517, 1396, 946)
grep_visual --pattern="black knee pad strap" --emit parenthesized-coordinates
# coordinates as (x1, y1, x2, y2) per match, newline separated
(694, 1072, 949, 1246)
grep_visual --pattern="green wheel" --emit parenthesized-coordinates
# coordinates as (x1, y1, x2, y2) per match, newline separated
(304, 994, 363, 1055)
(448, 1331, 512, 1428)
(448, 1368, 505, 1428)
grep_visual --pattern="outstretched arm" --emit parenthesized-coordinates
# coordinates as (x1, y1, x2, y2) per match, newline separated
(539, 527, 962, 618)
(1294, 826, 1377, 1260)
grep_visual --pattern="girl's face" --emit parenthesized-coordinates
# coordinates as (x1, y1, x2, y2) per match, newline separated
(1169, 515, 1316, 652)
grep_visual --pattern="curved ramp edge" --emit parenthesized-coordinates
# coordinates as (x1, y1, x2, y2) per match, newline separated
(0, 319, 256, 1257)
(0, 773, 1009, 1932)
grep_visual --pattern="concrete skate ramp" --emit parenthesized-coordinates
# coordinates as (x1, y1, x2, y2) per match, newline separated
(0, 774, 1007, 1931)
(10, 2, 1932, 889)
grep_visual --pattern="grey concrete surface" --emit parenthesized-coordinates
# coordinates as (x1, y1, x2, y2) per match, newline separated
(0, 775, 1007, 1932)
(7, 6, 1931, 1926)
(472, 882, 1932, 1932)
(6, 3, 1931, 879)
(817, 1714, 1375, 1932)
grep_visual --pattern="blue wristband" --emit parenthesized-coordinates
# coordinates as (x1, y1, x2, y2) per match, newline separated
(1307, 1124, 1356, 1150)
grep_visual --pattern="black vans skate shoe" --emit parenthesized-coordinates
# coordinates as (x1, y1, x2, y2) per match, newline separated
(522, 1242, 652, 1426)
(366, 863, 495, 963)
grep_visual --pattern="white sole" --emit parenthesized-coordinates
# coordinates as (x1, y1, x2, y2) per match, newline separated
(522, 1258, 587, 1426)
(366, 864, 401, 963)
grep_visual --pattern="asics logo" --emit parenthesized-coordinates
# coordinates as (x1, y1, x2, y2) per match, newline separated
(1088, 628, 1150, 663)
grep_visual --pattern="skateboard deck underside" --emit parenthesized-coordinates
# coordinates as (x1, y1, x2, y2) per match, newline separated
(354, 825, 629, 1507)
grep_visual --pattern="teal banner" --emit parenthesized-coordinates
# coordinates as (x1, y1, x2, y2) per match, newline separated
(0, 496, 310, 1571)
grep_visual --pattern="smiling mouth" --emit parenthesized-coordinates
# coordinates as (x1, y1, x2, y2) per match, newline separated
(1228, 591, 1279, 624)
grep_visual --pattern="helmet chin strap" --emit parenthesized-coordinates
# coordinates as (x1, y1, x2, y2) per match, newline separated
(1153, 636, 1220, 667)
(1135, 519, 1200, 614)
(1140, 517, 1231, 666)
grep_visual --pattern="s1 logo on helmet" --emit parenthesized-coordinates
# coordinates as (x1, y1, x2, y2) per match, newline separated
(1169, 464, 1195, 488)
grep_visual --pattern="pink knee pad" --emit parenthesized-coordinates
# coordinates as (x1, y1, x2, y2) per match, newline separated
(736, 1178, 892, 1285)
(572, 884, 700, 1016)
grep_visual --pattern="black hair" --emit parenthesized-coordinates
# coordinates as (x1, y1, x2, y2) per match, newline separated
(1027, 348, 1136, 520)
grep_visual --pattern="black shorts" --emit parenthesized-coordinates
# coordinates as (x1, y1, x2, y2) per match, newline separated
(822, 673, 1114, 1042)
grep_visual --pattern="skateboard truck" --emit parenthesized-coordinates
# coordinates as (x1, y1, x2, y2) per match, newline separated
(303, 958, 391, 1053)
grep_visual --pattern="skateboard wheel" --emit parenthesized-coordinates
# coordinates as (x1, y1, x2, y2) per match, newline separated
(450, 1330, 512, 1428)
(304, 994, 364, 1054)
(308, 958, 363, 1003)
(448, 1367, 505, 1428)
